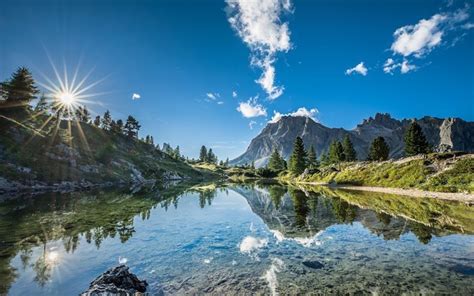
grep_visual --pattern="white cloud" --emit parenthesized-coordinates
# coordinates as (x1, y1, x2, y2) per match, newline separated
(239, 236, 268, 254)
(237, 97, 267, 118)
(345, 62, 368, 76)
(400, 60, 417, 74)
(462, 23, 474, 29)
(383, 58, 396, 74)
(383, 58, 417, 74)
(232, 91, 238, 98)
(226, 0, 293, 99)
(390, 7, 471, 58)
(206, 92, 220, 100)
(217, 101, 224, 105)
(391, 14, 446, 57)
(249, 120, 257, 129)
(269, 107, 319, 123)
(132, 93, 141, 100)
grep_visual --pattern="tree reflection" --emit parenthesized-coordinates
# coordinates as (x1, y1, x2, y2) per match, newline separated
(288, 188, 310, 228)
(268, 185, 286, 209)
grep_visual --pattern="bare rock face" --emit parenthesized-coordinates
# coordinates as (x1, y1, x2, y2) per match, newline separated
(81, 265, 148, 296)
(231, 113, 474, 167)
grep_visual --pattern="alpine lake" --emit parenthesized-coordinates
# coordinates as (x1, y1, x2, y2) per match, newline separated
(1, 181, 473, 295)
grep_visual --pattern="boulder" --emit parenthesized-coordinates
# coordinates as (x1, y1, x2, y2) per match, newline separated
(81, 265, 148, 296)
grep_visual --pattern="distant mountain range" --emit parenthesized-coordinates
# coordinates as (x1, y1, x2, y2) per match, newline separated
(230, 113, 474, 167)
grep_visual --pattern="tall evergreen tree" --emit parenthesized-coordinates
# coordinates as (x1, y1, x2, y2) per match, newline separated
(34, 94, 49, 113)
(199, 145, 208, 162)
(307, 145, 318, 169)
(329, 140, 345, 163)
(320, 151, 330, 166)
(289, 136, 307, 175)
(404, 121, 430, 156)
(150, 136, 154, 146)
(124, 115, 140, 138)
(342, 135, 357, 161)
(116, 119, 123, 133)
(2, 67, 39, 110)
(174, 146, 181, 159)
(93, 115, 101, 127)
(207, 148, 217, 164)
(224, 158, 229, 167)
(368, 137, 390, 161)
(268, 149, 286, 172)
(75, 105, 91, 123)
(101, 110, 112, 131)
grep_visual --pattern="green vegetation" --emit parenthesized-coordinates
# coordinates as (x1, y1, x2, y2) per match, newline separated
(404, 121, 430, 156)
(329, 140, 345, 163)
(299, 185, 474, 233)
(268, 149, 287, 172)
(297, 154, 473, 193)
(342, 135, 357, 161)
(0, 67, 216, 187)
(307, 145, 318, 169)
(289, 136, 307, 175)
(367, 136, 390, 161)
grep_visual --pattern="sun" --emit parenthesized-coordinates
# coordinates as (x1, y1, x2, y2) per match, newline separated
(57, 91, 76, 106)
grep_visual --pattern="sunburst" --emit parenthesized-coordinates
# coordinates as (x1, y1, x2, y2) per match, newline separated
(37, 57, 109, 118)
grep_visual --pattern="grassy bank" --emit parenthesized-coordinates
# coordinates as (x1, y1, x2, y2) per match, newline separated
(279, 153, 474, 193)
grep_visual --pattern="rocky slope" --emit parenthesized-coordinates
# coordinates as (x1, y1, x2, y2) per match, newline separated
(231, 113, 474, 167)
(0, 115, 214, 193)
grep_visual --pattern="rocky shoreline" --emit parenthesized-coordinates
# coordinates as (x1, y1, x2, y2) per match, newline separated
(81, 265, 148, 296)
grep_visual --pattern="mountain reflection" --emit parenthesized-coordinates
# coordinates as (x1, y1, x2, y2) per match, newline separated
(0, 181, 472, 294)
(233, 183, 474, 244)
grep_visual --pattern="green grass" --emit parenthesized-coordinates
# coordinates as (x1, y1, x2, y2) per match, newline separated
(293, 155, 474, 193)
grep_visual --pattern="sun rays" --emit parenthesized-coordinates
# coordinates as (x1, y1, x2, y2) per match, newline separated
(36, 57, 108, 120)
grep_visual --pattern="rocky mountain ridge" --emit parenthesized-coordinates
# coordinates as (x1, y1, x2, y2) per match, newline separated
(231, 113, 474, 167)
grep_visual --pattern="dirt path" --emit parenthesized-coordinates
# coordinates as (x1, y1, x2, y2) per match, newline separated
(299, 182, 474, 203)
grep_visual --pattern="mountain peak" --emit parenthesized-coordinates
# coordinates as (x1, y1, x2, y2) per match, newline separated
(359, 113, 401, 129)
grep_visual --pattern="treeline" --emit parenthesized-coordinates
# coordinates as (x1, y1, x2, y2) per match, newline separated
(266, 121, 431, 176)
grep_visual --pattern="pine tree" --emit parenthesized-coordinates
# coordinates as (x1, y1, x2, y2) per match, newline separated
(307, 145, 318, 169)
(150, 136, 154, 146)
(145, 135, 150, 144)
(404, 121, 430, 156)
(329, 140, 345, 163)
(268, 149, 286, 172)
(2, 67, 39, 110)
(207, 148, 216, 164)
(102, 110, 112, 131)
(368, 137, 390, 161)
(289, 136, 307, 175)
(342, 135, 357, 161)
(124, 115, 141, 138)
(224, 158, 229, 167)
(174, 146, 181, 159)
(199, 145, 208, 162)
(320, 151, 330, 166)
(93, 115, 101, 127)
(116, 119, 123, 133)
(75, 105, 91, 123)
(34, 94, 49, 113)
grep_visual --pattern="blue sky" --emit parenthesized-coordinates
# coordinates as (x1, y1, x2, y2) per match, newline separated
(1, 0, 473, 160)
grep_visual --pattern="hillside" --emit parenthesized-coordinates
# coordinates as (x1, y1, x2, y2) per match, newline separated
(286, 153, 474, 194)
(231, 113, 474, 167)
(0, 113, 215, 193)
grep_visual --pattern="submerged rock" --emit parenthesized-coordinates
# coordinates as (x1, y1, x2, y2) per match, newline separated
(302, 260, 324, 269)
(81, 265, 148, 296)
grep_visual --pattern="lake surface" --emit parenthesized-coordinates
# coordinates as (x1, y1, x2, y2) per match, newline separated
(1, 182, 473, 295)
